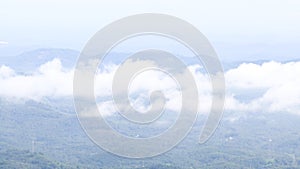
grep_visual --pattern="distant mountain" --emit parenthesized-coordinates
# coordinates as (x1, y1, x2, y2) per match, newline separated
(2, 48, 296, 74)
(0, 48, 79, 73)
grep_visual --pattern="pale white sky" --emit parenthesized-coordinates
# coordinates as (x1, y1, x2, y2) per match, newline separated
(0, 0, 299, 60)
(0, 0, 300, 117)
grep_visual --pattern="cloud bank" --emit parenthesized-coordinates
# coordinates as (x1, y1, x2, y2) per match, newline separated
(0, 41, 8, 45)
(1, 58, 300, 115)
(0, 59, 73, 99)
(226, 61, 300, 115)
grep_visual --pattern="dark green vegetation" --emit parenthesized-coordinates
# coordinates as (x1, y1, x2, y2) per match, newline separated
(0, 148, 74, 169)
(1, 98, 300, 169)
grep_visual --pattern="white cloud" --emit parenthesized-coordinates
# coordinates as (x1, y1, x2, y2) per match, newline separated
(94, 59, 212, 116)
(1, 58, 300, 116)
(0, 58, 73, 100)
(0, 41, 8, 45)
(0, 65, 15, 78)
(225, 61, 300, 115)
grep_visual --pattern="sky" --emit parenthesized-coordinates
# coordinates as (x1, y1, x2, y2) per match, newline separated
(0, 0, 300, 116)
(0, 0, 299, 61)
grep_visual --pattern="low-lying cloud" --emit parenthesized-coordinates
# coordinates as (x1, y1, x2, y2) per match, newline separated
(0, 41, 9, 45)
(0, 58, 73, 99)
(1, 58, 300, 115)
(226, 61, 300, 115)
